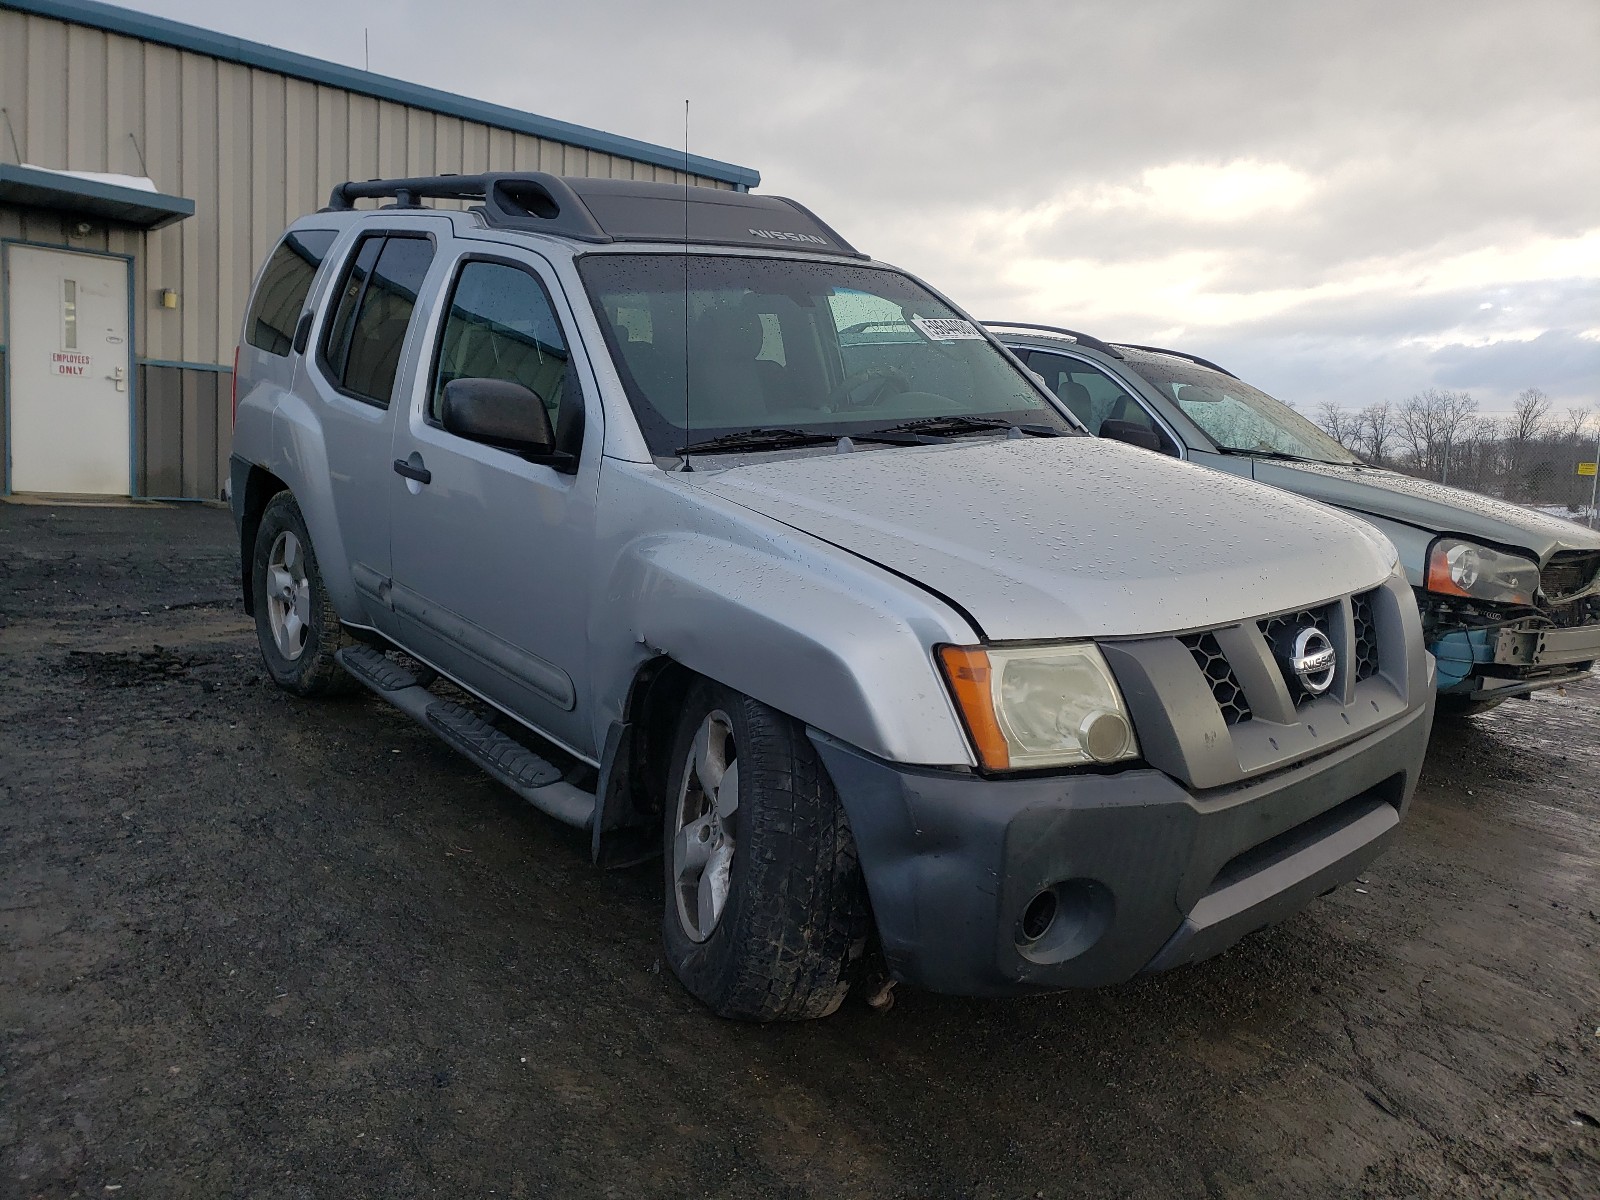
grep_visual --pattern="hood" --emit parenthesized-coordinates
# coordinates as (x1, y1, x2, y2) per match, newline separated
(1253, 461, 1600, 562)
(692, 437, 1398, 641)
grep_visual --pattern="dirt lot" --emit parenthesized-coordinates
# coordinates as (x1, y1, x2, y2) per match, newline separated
(1, 501, 1596, 1199)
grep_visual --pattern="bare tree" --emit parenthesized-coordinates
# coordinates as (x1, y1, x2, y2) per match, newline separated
(1502, 387, 1553, 499)
(1315, 401, 1362, 452)
(1399, 389, 1478, 481)
(1359, 401, 1394, 465)
(1510, 388, 1553, 444)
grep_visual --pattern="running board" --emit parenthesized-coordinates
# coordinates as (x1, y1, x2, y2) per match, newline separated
(337, 645, 596, 831)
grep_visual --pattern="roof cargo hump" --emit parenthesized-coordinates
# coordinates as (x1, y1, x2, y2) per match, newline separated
(323, 172, 866, 258)
(563, 178, 865, 258)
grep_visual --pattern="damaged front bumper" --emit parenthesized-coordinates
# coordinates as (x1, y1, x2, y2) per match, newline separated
(1425, 599, 1600, 697)
(809, 693, 1432, 998)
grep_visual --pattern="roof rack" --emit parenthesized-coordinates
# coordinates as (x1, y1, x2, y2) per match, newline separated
(981, 321, 1124, 359)
(1112, 343, 1238, 379)
(321, 172, 866, 258)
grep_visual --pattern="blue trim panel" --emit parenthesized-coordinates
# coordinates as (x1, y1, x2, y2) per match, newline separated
(4, 0, 760, 189)
(0, 163, 195, 229)
(138, 357, 232, 373)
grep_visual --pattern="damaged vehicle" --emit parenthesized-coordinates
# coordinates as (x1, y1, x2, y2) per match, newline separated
(993, 324, 1600, 717)
(229, 174, 1434, 1021)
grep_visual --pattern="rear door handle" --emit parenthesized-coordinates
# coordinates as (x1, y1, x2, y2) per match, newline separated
(393, 457, 431, 485)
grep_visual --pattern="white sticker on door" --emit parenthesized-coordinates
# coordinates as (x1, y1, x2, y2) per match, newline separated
(50, 351, 91, 377)
(910, 316, 984, 341)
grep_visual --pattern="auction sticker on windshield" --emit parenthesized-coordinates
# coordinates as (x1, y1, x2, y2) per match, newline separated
(911, 316, 984, 341)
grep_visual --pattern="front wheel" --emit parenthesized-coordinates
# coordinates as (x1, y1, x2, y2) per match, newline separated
(251, 491, 354, 697)
(661, 682, 870, 1021)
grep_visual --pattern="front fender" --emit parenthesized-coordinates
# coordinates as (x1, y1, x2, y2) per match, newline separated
(589, 465, 980, 766)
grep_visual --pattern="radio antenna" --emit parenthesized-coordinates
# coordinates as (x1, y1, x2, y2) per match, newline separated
(680, 98, 693, 471)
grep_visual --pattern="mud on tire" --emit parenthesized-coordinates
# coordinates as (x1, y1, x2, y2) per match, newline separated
(661, 681, 871, 1022)
(251, 490, 356, 697)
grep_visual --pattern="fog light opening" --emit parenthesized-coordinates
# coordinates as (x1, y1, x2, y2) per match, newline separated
(1019, 888, 1058, 944)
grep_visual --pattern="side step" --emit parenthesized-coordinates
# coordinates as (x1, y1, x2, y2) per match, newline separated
(337, 645, 596, 831)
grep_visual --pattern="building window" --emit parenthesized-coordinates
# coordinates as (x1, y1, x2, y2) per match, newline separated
(62, 279, 78, 350)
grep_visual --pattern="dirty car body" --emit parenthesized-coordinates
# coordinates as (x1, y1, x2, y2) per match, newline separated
(994, 325, 1600, 710)
(227, 175, 1434, 1016)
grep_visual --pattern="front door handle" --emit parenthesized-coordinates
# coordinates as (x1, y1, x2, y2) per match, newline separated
(393, 457, 431, 485)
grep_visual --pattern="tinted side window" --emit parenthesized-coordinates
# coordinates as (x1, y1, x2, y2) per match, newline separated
(1029, 352, 1170, 448)
(245, 230, 336, 356)
(322, 235, 436, 406)
(432, 261, 570, 430)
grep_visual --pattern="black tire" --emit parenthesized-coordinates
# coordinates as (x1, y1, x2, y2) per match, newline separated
(661, 681, 871, 1022)
(1435, 693, 1506, 719)
(251, 491, 355, 697)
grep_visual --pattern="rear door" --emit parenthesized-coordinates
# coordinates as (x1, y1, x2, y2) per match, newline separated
(386, 248, 600, 757)
(300, 218, 447, 630)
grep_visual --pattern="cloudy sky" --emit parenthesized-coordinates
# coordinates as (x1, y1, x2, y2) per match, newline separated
(132, 0, 1600, 418)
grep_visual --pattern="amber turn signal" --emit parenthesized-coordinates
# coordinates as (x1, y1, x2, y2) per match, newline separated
(936, 645, 1011, 771)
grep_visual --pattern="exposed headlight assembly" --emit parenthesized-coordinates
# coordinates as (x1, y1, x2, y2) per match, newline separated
(1425, 537, 1540, 607)
(938, 643, 1139, 771)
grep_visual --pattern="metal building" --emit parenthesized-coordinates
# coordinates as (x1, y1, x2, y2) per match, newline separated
(0, 0, 758, 499)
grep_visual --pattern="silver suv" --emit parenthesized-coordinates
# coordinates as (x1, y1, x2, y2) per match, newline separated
(229, 174, 1435, 1021)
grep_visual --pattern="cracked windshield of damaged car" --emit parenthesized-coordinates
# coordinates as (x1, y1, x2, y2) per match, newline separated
(1127, 354, 1361, 463)
(579, 254, 1074, 455)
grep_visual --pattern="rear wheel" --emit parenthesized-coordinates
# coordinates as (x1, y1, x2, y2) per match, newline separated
(661, 682, 870, 1021)
(251, 491, 355, 697)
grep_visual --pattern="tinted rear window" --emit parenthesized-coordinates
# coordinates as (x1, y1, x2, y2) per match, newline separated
(321, 235, 436, 406)
(244, 230, 337, 356)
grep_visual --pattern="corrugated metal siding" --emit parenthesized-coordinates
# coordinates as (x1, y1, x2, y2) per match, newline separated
(0, 6, 732, 497)
(0, 7, 728, 365)
(0, 346, 7, 483)
(135, 364, 226, 498)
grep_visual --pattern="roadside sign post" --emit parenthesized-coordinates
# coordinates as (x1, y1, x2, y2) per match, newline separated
(1583, 444, 1599, 528)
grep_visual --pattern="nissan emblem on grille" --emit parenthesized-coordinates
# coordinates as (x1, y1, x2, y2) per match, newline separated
(1290, 628, 1337, 695)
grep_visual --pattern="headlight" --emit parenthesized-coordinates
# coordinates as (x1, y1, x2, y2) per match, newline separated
(1425, 538, 1539, 606)
(937, 643, 1138, 771)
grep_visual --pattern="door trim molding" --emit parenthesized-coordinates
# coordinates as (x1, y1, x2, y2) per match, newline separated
(1, 238, 138, 497)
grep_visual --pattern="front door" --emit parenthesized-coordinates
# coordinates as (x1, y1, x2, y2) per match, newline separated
(387, 251, 598, 757)
(5, 244, 132, 494)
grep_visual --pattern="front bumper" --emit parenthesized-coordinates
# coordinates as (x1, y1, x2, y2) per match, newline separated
(1429, 612, 1600, 697)
(811, 693, 1433, 997)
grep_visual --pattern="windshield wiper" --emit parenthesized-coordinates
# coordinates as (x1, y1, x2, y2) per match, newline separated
(880, 415, 1063, 439)
(676, 427, 936, 456)
(676, 428, 840, 455)
(1214, 446, 1352, 465)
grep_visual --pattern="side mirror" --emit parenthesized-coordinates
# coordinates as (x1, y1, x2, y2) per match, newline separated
(1100, 419, 1165, 454)
(440, 378, 554, 457)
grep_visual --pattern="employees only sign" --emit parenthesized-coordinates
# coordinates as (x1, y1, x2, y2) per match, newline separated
(50, 351, 91, 377)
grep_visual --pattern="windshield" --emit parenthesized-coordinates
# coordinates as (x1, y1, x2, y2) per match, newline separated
(1123, 353, 1361, 464)
(578, 254, 1075, 455)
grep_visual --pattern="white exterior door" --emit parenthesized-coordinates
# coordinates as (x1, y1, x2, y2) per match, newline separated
(6, 245, 132, 494)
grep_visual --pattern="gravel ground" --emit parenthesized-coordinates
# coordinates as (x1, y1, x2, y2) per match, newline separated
(2, 501, 1597, 1199)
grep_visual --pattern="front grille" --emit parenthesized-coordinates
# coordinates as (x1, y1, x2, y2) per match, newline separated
(1258, 604, 1335, 706)
(1181, 631, 1252, 725)
(1549, 593, 1600, 629)
(1352, 590, 1379, 681)
(1541, 550, 1600, 602)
